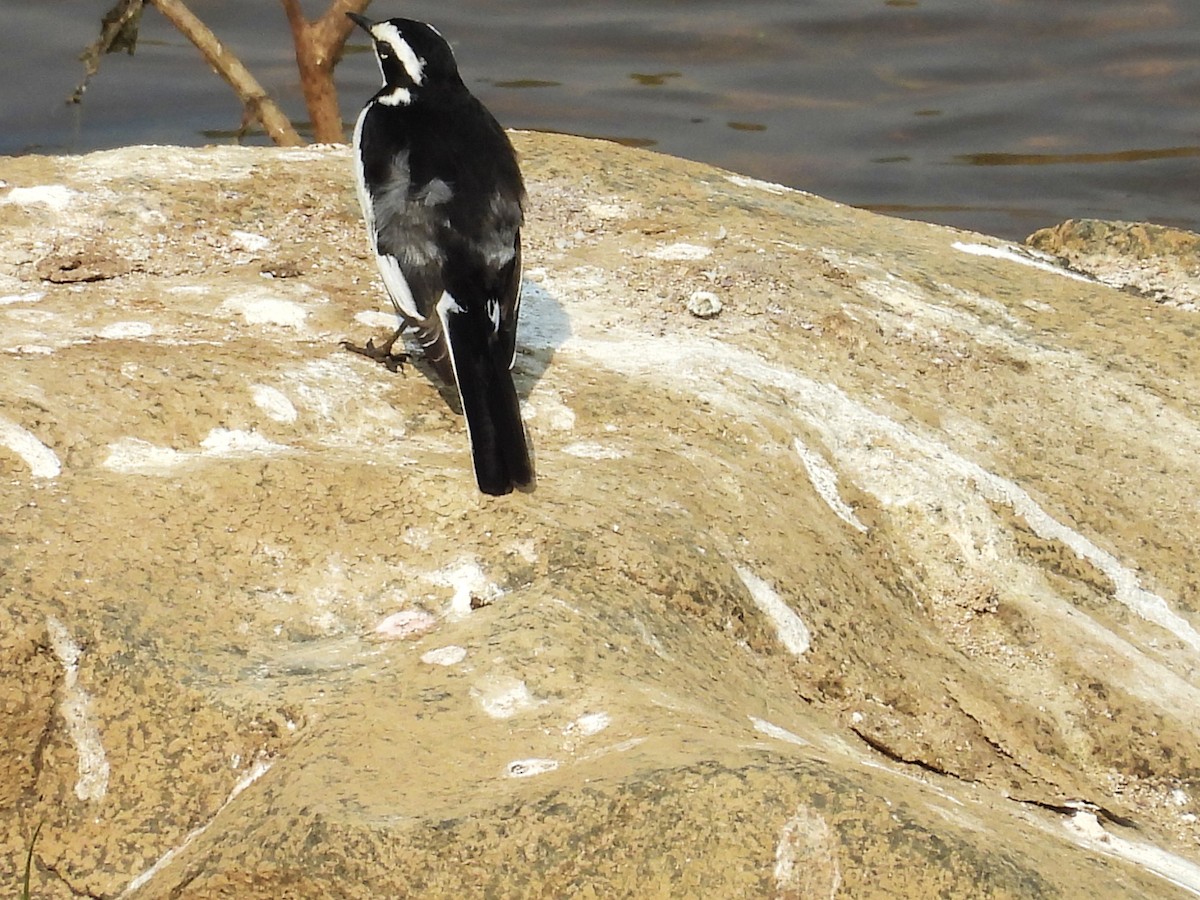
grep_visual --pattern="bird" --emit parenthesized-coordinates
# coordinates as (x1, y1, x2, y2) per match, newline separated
(343, 13, 534, 496)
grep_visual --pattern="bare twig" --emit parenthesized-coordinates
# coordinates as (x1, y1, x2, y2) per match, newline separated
(281, 0, 372, 143)
(147, 0, 303, 146)
(70, 0, 145, 104)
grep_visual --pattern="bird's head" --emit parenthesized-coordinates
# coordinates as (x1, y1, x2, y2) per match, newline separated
(348, 13, 460, 103)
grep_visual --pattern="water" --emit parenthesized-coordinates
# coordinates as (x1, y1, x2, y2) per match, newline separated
(2, 0, 1198, 240)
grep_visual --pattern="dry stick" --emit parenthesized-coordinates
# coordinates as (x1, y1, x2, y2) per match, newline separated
(147, 0, 304, 147)
(281, 0, 372, 143)
(71, 0, 145, 103)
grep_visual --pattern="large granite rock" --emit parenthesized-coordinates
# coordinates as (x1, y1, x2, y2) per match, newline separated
(2, 134, 1199, 897)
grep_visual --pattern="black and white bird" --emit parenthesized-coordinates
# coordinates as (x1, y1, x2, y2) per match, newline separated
(344, 13, 534, 496)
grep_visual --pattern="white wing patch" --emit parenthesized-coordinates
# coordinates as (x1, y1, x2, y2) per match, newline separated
(486, 299, 501, 333)
(435, 290, 478, 454)
(376, 252, 420, 320)
(354, 107, 419, 322)
(351, 108, 374, 242)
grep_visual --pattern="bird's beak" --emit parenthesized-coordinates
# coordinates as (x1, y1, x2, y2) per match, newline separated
(346, 12, 374, 33)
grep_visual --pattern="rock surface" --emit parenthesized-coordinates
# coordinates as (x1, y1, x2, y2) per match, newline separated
(2, 134, 1200, 898)
(1026, 218, 1200, 311)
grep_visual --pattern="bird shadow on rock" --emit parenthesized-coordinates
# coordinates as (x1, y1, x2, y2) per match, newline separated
(362, 278, 571, 416)
(512, 278, 571, 395)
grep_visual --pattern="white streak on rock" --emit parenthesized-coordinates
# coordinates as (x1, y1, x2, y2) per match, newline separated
(725, 174, 792, 195)
(750, 716, 810, 748)
(0, 417, 60, 478)
(121, 758, 272, 897)
(45, 617, 109, 802)
(793, 437, 868, 533)
(648, 242, 712, 261)
(552, 315, 1200, 680)
(0, 291, 45, 305)
(562, 441, 625, 460)
(735, 566, 811, 656)
(250, 384, 298, 423)
(953, 241, 1091, 283)
(1062, 811, 1200, 896)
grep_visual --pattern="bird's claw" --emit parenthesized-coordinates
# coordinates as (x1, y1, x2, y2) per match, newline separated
(341, 337, 409, 373)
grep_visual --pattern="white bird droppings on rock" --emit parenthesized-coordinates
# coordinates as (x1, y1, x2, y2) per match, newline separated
(0, 416, 60, 479)
(473, 677, 537, 719)
(524, 393, 577, 430)
(199, 428, 287, 456)
(421, 645, 467, 666)
(735, 565, 811, 657)
(98, 321, 154, 340)
(251, 384, 298, 424)
(562, 441, 626, 460)
(353, 309, 398, 329)
(564, 711, 612, 738)
(103, 438, 188, 474)
(3, 184, 79, 211)
(230, 230, 271, 253)
(505, 758, 559, 778)
(221, 292, 309, 329)
(423, 558, 503, 619)
(103, 429, 286, 475)
(774, 806, 842, 899)
(648, 241, 712, 261)
(375, 609, 438, 640)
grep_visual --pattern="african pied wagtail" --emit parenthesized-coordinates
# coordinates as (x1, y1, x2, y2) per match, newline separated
(344, 13, 534, 496)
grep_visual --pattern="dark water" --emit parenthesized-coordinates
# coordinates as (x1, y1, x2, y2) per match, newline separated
(2, 0, 1198, 240)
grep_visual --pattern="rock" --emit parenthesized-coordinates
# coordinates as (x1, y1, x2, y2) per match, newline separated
(2, 135, 1200, 898)
(1025, 218, 1200, 310)
(686, 289, 722, 318)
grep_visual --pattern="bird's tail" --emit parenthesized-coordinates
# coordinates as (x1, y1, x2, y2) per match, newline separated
(443, 311, 534, 496)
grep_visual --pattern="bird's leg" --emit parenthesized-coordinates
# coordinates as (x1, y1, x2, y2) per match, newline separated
(341, 326, 409, 373)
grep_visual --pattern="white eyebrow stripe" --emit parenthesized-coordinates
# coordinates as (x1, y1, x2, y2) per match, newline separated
(370, 22, 425, 85)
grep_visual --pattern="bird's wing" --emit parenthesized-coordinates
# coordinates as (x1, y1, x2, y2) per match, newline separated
(360, 121, 458, 382)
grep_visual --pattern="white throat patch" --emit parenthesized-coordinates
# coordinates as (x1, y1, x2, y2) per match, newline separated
(371, 23, 425, 86)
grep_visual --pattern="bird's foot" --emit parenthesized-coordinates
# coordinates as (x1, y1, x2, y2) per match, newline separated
(340, 337, 409, 373)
